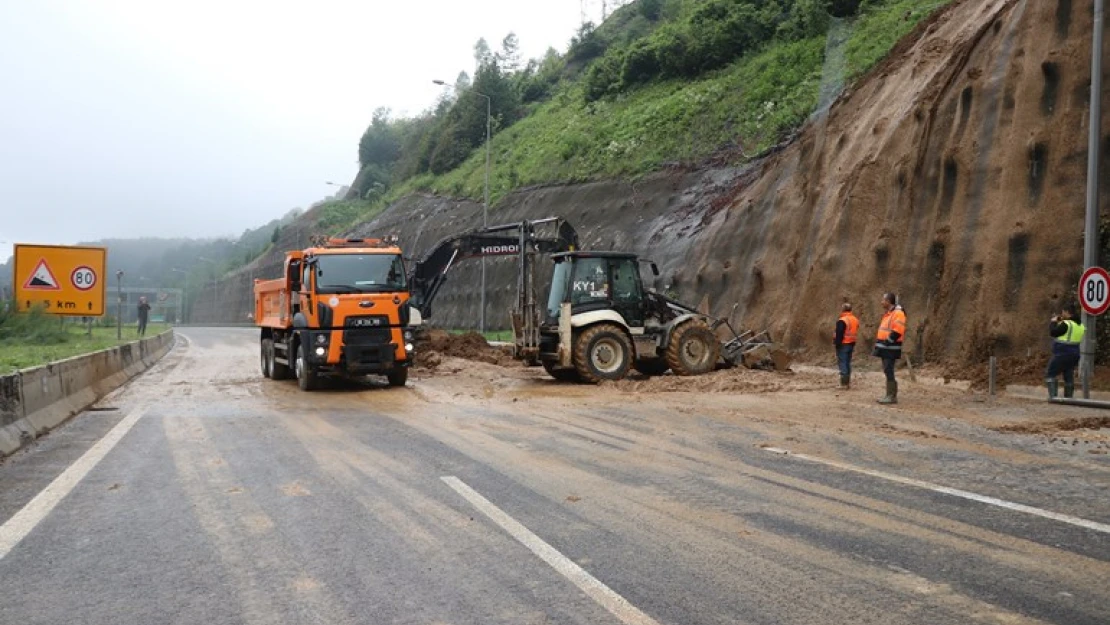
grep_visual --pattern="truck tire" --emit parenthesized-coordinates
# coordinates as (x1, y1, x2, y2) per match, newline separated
(573, 323, 632, 384)
(295, 341, 319, 391)
(634, 358, 670, 377)
(542, 360, 581, 382)
(665, 321, 721, 376)
(386, 368, 408, 387)
(270, 342, 291, 380)
(260, 338, 272, 379)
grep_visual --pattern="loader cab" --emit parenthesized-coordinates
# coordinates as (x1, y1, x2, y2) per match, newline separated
(546, 252, 647, 327)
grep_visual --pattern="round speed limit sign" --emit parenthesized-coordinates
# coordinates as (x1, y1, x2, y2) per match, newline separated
(71, 266, 98, 291)
(1079, 267, 1110, 316)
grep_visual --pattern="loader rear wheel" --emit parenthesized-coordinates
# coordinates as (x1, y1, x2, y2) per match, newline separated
(573, 324, 632, 384)
(634, 358, 670, 377)
(665, 321, 720, 376)
(543, 360, 581, 382)
(260, 338, 272, 379)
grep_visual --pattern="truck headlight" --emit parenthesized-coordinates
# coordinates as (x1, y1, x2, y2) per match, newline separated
(315, 346, 326, 357)
(315, 333, 328, 345)
(405, 343, 414, 352)
(404, 330, 413, 341)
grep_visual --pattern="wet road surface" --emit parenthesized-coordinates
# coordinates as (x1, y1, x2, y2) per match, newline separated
(0, 327, 1107, 625)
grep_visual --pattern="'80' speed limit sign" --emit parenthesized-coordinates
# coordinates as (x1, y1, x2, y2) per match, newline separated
(1079, 267, 1110, 316)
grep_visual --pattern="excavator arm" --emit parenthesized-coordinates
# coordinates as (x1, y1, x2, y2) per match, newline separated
(407, 217, 579, 321)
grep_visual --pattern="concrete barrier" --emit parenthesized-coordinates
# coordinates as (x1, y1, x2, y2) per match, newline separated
(0, 330, 175, 458)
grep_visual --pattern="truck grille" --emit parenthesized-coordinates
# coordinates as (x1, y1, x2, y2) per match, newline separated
(344, 315, 391, 346)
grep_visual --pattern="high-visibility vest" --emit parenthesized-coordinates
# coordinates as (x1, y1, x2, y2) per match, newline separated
(837, 312, 859, 344)
(1056, 319, 1085, 345)
(876, 307, 906, 347)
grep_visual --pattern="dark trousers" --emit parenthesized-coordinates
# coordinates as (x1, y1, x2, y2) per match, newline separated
(137, 318, 148, 336)
(836, 344, 855, 376)
(881, 356, 897, 382)
(1046, 352, 1080, 386)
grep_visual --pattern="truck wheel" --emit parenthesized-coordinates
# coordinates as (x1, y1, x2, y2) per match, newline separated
(270, 343, 290, 380)
(260, 338, 272, 379)
(387, 368, 408, 387)
(573, 324, 632, 384)
(634, 358, 670, 377)
(542, 360, 581, 382)
(295, 342, 318, 391)
(665, 321, 721, 376)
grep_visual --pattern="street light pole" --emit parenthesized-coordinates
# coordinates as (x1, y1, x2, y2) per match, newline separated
(115, 270, 123, 340)
(1081, 0, 1104, 398)
(198, 257, 219, 324)
(171, 268, 189, 324)
(433, 79, 493, 334)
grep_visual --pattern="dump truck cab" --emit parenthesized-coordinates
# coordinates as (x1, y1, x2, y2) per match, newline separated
(255, 237, 415, 390)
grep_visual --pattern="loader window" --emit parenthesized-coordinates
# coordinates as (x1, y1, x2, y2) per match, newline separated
(611, 259, 641, 304)
(314, 254, 407, 294)
(547, 260, 572, 319)
(570, 258, 610, 305)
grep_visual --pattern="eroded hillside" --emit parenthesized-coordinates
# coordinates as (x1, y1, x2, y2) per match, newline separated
(199, 0, 1109, 367)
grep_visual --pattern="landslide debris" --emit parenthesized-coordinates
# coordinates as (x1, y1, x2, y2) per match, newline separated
(601, 366, 825, 394)
(995, 417, 1110, 435)
(415, 329, 518, 369)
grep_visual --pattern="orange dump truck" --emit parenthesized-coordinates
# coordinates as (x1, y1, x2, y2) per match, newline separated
(254, 237, 415, 390)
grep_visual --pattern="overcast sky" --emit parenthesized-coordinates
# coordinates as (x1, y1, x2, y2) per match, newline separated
(0, 0, 597, 262)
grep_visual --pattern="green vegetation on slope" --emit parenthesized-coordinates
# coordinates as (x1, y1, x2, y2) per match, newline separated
(0, 306, 169, 373)
(318, 0, 948, 233)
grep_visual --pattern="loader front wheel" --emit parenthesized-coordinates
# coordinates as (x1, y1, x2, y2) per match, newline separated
(665, 321, 720, 376)
(573, 324, 632, 384)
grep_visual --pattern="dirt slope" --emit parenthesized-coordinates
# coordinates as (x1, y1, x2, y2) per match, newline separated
(196, 0, 1109, 369)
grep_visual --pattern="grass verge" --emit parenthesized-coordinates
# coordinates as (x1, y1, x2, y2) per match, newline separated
(0, 322, 171, 374)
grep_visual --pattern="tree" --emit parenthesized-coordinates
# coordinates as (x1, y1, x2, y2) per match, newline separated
(474, 38, 494, 69)
(499, 32, 521, 73)
(358, 108, 401, 168)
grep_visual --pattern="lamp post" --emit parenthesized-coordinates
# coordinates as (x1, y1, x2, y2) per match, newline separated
(433, 78, 492, 333)
(115, 270, 123, 339)
(1080, 0, 1104, 398)
(171, 268, 189, 324)
(198, 257, 219, 324)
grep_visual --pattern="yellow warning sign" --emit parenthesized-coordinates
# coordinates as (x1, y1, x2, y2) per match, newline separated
(13, 244, 107, 316)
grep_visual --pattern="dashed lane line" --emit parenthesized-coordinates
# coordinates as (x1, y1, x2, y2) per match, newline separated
(763, 447, 1110, 535)
(0, 408, 146, 560)
(441, 476, 662, 625)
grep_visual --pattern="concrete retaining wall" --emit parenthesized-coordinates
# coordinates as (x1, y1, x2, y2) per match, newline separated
(0, 330, 175, 457)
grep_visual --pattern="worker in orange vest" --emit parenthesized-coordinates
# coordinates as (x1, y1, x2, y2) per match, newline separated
(873, 292, 906, 404)
(834, 303, 859, 388)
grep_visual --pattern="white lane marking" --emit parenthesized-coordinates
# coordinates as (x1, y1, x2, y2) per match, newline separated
(763, 447, 1110, 535)
(0, 408, 146, 560)
(441, 476, 662, 625)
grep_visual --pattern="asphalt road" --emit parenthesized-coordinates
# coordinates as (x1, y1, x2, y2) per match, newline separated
(0, 327, 1107, 625)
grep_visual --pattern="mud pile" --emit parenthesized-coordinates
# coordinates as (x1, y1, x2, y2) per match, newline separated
(415, 329, 518, 369)
(601, 367, 828, 394)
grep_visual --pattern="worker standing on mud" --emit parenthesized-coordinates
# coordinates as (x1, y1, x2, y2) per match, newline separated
(834, 303, 859, 388)
(873, 292, 906, 404)
(1046, 306, 1084, 399)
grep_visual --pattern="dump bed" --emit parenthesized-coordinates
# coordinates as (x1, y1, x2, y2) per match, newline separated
(255, 277, 292, 329)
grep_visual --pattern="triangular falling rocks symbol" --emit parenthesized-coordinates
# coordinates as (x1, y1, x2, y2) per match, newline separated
(23, 259, 61, 290)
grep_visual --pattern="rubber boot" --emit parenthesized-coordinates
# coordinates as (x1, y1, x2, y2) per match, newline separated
(839, 374, 848, 388)
(845, 373, 851, 389)
(1045, 379, 1058, 399)
(877, 380, 897, 404)
(1064, 383, 1075, 399)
